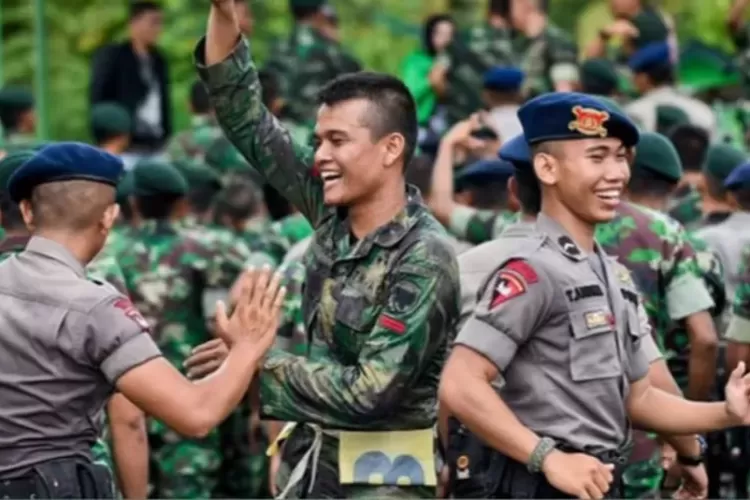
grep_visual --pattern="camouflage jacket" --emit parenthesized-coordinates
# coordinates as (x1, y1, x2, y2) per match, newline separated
(595, 202, 714, 355)
(263, 24, 361, 130)
(447, 205, 520, 244)
(667, 185, 703, 230)
(444, 24, 514, 125)
(728, 244, 750, 342)
(234, 219, 290, 269)
(514, 23, 579, 98)
(197, 37, 460, 433)
(165, 115, 223, 162)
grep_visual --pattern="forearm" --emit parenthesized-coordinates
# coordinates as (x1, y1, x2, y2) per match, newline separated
(428, 141, 457, 225)
(628, 385, 733, 435)
(686, 312, 719, 400)
(206, 2, 240, 66)
(108, 395, 149, 499)
(440, 374, 539, 464)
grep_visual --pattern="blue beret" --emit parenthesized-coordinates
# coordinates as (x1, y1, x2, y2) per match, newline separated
(724, 161, 750, 190)
(628, 41, 671, 73)
(7, 142, 123, 203)
(456, 159, 514, 184)
(518, 92, 639, 147)
(498, 134, 531, 167)
(483, 66, 524, 92)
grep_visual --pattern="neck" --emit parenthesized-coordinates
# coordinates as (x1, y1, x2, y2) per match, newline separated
(540, 200, 595, 252)
(520, 212, 537, 222)
(34, 230, 97, 265)
(701, 197, 732, 216)
(130, 38, 149, 56)
(523, 12, 547, 37)
(101, 141, 125, 156)
(627, 194, 667, 211)
(348, 181, 407, 240)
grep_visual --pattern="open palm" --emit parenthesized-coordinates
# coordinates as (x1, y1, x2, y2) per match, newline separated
(724, 361, 750, 425)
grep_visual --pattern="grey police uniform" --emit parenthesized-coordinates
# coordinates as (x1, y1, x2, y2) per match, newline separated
(455, 214, 656, 469)
(0, 237, 160, 496)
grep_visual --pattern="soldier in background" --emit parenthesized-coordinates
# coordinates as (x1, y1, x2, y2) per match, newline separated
(666, 124, 711, 228)
(166, 81, 220, 163)
(90, 102, 133, 168)
(0, 87, 40, 152)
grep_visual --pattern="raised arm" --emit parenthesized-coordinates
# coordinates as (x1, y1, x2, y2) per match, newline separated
(195, 1, 325, 226)
(258, 237, 459, 427)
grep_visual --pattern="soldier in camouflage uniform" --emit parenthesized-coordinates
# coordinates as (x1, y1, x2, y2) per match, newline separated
(117, 161, 247, 499)
(91, 102, 133, 165)
(166, 81, 222, 163)
(263, 0, 361, 136)
(0, 87, 43, 153)
(197, 4, 460, 495)
(594, 132, 718, 498)
(665, 124, 711, 228)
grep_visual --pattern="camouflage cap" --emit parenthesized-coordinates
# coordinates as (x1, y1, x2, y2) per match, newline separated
(0, 86, 34, 111)
(655, 105, 689, 135)
(703, 143, 747, 181)
(632, 132, 682, 182)
(90, 102, 132, 135)
(133, 160, 188, 197)
(0, 150, 35, 195)
(173, 158, 223, 191)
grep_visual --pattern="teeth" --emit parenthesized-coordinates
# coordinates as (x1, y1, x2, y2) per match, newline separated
(597, 190, 620, 199)
(321, 172, 341, 181)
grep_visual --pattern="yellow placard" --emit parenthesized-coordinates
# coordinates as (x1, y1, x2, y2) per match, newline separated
(338, 429, 436, 487)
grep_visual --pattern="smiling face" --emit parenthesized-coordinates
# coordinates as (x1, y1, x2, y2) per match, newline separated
(534, 138, 631, 224)
(313, 98, 406, 207)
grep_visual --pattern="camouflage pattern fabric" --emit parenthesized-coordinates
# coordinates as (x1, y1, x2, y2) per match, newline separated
(270, 212, 314, 247)
(117, 219, 247, 499)
(514, 23, 579, 98)
(443, 24, 514, 125)
(264, 24, 361, 131)
(667, 185, 703, 229)
(165, 115, 223, 163)
(595, 202, 714, 499)
(197, 37, 460, 496)
(234, 219, 290, 270)
(0, 234, 116, 479)
(447, 205, 519, 245)
(729, 244, 750, 339)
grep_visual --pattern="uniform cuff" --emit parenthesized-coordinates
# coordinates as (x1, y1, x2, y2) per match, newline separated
(666, 273, 714, 320)
(550, 62, 579, 84)
(194, 35, 251, 90)
(454, 317, 518, 371)
(725, 315, 750, 343)
(101, 333, 162, 384)
(448, 205, 477, 239)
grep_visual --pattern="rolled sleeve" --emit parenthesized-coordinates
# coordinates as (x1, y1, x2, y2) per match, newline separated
(666, 273, 714, 320)
(627, 338, 651, 382)
(454, 317, 520, 371)
(100, 333, 161, 384)
(726, 315, 750, 344)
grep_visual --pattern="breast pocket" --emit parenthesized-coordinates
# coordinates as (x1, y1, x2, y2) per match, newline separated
(567, 303, 622, 382)
(334, 288, 376, 334)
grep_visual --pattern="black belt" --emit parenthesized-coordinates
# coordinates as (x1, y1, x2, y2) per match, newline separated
(0, 476, 39, 499)
(557, 443, 632, 466)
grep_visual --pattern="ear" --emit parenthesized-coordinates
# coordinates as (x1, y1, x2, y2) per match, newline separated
(101, 204, 120, 232)
(19, 199, 35, 230)
(533, 152, 558, 186)
(383, 132, 406, 169)
(507, 176, 521, 212)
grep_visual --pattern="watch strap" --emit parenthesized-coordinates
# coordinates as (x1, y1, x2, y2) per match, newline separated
(528, 437, 556, 473)
(677, 435, 707, 466)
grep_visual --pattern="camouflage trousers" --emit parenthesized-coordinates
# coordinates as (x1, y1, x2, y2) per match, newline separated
(622, 431, 663, 499)
(149, 427, 221, 499)
(91, 436, 118, 498)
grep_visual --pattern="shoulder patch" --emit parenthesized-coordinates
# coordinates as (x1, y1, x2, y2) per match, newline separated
(489, 260, 537, 309)
(389, 280, 421, 315)
(113, 298, 150, 331)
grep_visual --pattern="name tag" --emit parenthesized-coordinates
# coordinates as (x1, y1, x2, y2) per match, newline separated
(338, 429, 436, 487)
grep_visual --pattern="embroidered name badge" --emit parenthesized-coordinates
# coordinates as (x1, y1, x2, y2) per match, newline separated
(568, 106, 610, 137)
(584, 310, 613, 330)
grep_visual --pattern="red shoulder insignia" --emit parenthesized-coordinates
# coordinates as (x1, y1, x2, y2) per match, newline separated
(489, 260, 537, 309)
(113, 298, 150, 331)
(378, 314, 406, 335)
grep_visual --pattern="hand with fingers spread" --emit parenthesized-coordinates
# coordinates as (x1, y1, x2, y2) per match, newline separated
(724, 361, 750, 425)
(541, 450, 614, 499)
(214, 266, 286, 352)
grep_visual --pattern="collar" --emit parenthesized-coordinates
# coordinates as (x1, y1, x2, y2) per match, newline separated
(25, 236, 86, 277)
(0, 234, 31, 255)
(702, 211, 733, 226)
(329, 185, 426, 261)
(536, 213, 595, 262)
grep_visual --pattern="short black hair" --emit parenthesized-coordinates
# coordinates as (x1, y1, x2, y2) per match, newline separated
(130, 1, 161, 20)
(464, 180, 509, 210)
(404, 154, 435, 197)
(0, 193, 25, 231)
(318, 72, 418, 167)
(704, 172, 728, 201)
(733, 188, 750, 211)
(642, 64, 675, 86)
(291, 4, 320, 20)
(92, 126, 126, 146)
(213, 181, 261, 223)
(187, 185, 221, 215)
(628, 167, 678, 198)
(668, 125, 709, 172)
(0, 108, 28, 132)
(514, 168, 541, 215)
(136, 194, 182, 220)
(489, 0, 510, 16)
(581, 79, 617, 97)
(258, 71, 280, 110)
(119, 198, 134, 222)
(190, 81, 211, 115)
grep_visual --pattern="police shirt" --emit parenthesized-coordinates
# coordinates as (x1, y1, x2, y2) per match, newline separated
(0, 237, 161, 477)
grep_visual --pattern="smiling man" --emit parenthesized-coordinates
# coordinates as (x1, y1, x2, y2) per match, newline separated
(439, 93, 750, 499)
(193, 0, 460, 498)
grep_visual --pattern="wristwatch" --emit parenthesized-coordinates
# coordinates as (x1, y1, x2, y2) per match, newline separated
(677, 435, 707, 466)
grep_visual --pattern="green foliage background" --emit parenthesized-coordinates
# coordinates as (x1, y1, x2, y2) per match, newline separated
(0, 0, 744, 141)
